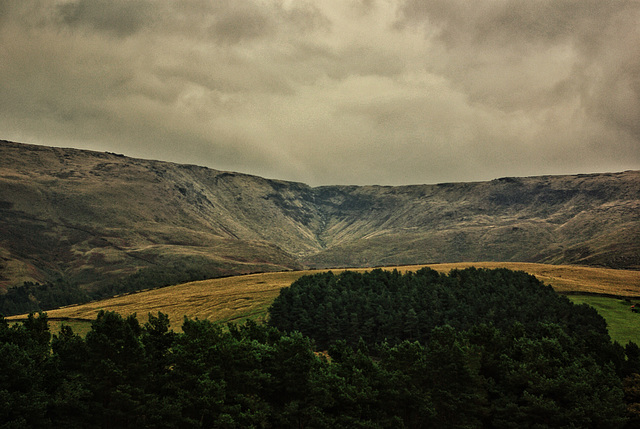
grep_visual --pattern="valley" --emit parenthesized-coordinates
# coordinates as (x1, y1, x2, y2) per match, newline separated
(2, 140, 639, 426)
(1, 140, 638, 297)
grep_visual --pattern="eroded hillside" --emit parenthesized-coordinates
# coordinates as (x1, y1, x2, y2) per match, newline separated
(305, 175, 640, 269)
(1, 140, 638, 291)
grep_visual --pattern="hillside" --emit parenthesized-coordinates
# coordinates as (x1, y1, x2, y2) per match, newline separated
(1, 139, 639, 292)
(17, 263, 640, 331)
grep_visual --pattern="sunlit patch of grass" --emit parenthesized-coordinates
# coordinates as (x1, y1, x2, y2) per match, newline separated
(425, 262, 640, 296)
(9, 318, 93, 337)
(567, 295, 640, 345)
(50, 319, 93, 336)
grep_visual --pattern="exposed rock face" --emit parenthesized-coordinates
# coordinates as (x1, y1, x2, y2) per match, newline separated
(1, 140, 638, 289)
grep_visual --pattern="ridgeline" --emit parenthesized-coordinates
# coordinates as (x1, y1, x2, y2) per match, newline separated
(1, 139, 638, 300)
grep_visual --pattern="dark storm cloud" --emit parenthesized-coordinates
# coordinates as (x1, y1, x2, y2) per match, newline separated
(0, 0, 638, 185)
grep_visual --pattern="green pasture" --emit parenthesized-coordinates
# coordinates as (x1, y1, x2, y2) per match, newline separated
(568, 295, 640, 345)
(8, 318, 93, 337)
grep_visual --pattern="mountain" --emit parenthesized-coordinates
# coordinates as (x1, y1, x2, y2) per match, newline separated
(1, 139, 638, 292)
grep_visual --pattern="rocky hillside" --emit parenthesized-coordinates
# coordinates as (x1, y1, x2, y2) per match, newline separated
(1, 140, 638, 291)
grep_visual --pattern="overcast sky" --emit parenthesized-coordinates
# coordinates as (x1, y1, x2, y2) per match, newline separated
(1, 0, 639, 186)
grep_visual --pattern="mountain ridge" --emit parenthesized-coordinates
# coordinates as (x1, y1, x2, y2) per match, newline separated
(1, 139, 638, 291)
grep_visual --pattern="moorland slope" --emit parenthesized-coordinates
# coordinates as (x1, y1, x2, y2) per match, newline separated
(22, 262, 640, 331)
(1, 139, 638, 292)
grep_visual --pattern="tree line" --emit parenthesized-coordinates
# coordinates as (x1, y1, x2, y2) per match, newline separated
(1, 268, 640, 427)
(0, 279, 90, 317)
(267, 268, 640, 427)
(268, 268, 612, 350)
(0, 260, 228, 317)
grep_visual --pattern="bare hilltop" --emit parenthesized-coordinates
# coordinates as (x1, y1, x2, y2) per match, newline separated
(1, 139, 638, 292)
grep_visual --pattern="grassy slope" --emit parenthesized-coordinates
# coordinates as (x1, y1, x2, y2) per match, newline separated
(2, 141, 639, 293)
(10, 263, 639, 340)
(568, 295, 640, 345)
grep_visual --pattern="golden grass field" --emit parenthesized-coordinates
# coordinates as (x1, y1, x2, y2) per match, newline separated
(9, 262, 640, 332)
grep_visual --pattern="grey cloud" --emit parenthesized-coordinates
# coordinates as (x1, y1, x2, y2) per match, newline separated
(282, 43, 405, 83)
(0, 0, 638, 186)
(150, 49, 295, 97)
(396, 0, 636, 47)
(395, 0, 640, 142)
(282, 3, 332, 33)
(208, 5, 275, 44)
(360, 0, 376, 13)
(572, 10, 640, 141)
(331, 46, 405, 79)
(57, 0, 154, 37)
(0, 1, 57, 29)
(0, 2, 9, 25)
(157, 0, 329, 44)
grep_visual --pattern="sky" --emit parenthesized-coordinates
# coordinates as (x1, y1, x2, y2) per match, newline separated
(1, 0, 639, 186)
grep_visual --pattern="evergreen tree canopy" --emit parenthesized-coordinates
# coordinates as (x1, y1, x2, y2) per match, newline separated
(1, 268, 638, 428)
(268, 267, 610, 351)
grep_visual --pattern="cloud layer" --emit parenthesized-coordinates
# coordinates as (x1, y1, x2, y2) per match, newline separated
(1, 0, 639, 185)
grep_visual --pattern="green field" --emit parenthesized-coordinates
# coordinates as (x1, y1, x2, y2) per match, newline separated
(568, 295, 640, 345)
(48, 319, 93, 336)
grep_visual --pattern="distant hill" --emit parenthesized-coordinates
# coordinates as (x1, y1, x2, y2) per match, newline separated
(1, 139, 638, 293)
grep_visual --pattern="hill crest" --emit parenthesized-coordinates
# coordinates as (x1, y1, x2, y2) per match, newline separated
(1, 139, 638, 290)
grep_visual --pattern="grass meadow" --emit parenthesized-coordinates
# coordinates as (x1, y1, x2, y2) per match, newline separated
(567, 295, 640, 345)
(9, 262, 640, 341)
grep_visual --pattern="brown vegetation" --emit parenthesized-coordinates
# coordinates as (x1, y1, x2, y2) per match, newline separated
(11, 262, 638, 331)
(1, 140, 638, 294)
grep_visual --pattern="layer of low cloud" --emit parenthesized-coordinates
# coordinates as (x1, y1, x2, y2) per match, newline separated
(1, 0, 638, 185)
